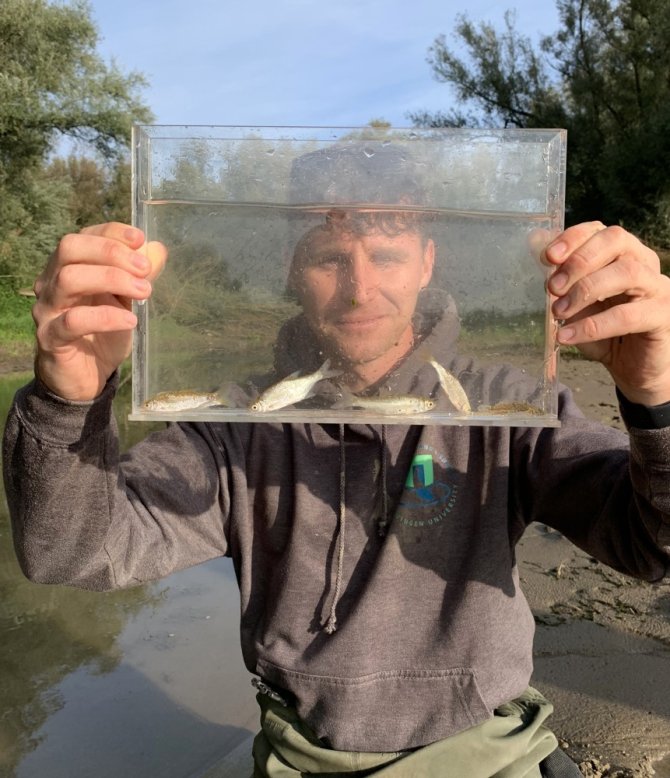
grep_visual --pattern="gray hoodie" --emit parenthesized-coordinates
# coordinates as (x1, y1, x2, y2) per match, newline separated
(3, 291, 670, 752)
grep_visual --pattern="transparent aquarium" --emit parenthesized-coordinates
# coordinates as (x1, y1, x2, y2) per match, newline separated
(130, 125, 566, 426)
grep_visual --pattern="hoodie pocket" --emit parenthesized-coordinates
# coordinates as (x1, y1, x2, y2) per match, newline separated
(256, 660, 492, 752)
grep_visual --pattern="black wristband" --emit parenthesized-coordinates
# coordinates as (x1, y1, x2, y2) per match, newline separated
(616, 387, 670, 429)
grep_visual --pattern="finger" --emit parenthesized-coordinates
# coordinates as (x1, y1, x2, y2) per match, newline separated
(527, 227, 558, 268)
(547, 225, 659, 298)
(37, 304, 138, 348)
(78, 223, 168, 279)
(139, 240, 168, 281)
(543, 221, 606, 268)
(79, 223, 168, 281)
(557, 296, 670, 345)
(551, 253, 655, 321)
(80, 222, 146, 250)
(547, 224, 612, 295)
(38, 234, 152, 300)
(38, 263, 152, 309)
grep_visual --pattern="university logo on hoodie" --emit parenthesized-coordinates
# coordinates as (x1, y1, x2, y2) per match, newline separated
(397, 446, 458, 528)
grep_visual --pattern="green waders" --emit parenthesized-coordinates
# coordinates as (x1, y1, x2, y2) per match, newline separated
(252, 687, 559, 777)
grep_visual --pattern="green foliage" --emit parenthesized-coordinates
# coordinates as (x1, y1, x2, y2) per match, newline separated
(0, 0, 151, 167)
(0, 281, 34, 349)
(0, 0, 152, 286)
(413, 0, 670, 246)
(0, 167, 73, 286)
(46, 155, 132, 228)
(459, 308, 547, 353)
(414, 11, 568, 130)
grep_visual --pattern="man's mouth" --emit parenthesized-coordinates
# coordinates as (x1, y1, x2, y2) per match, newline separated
(333, 314, 386, 331)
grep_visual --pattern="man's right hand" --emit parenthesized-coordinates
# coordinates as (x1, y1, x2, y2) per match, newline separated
(32, 222, 167, 402)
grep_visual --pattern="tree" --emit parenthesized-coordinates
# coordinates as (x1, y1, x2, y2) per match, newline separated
(0, 0, 152, 285)
(46, 155, 132, 229)
(412, 0, 670, 245)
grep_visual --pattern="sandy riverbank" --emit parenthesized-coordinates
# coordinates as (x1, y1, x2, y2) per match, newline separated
(521, 359, 670, 778)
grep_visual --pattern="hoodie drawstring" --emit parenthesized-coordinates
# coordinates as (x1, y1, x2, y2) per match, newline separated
(377, 425, 389, 537)
(324, 425, 389, 634)
(325, 424, 348, 634)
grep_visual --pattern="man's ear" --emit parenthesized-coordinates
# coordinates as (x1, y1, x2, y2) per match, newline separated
(421, 239, 435, 287)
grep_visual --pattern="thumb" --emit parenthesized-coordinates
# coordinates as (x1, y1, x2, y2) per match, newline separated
(139, 240, 168, 281)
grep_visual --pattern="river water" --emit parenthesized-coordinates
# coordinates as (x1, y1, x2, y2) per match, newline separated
(0, 373, 257, 778)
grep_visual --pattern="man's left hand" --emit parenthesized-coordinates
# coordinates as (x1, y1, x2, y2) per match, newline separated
(545, 222, 670, 407)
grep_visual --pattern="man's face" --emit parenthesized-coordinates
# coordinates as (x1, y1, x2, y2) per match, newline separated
(290, 218, 434, 371)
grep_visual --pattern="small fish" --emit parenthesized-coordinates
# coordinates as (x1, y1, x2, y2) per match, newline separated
(424, 352, 471, 413)
(142, 389, 224, 413)
(249, 360, 340, 412)
(478, 402, 544, 416)
(337, 390, 436, 416)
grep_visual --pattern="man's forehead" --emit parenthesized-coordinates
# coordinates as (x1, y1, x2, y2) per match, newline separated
(300, 221, 423, 252)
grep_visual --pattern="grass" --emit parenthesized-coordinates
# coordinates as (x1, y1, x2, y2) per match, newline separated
(0, 283, 35, 365)
(459, 309, 548, 354)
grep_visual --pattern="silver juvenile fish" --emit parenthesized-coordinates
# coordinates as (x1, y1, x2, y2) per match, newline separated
(425, 353, 471, 413)
(338, 391, 436, 416)
(250, 360, 340, 412)
(142, 390, 223, 413)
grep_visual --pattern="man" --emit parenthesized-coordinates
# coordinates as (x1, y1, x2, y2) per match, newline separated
(286, 210, 434, 393)
(3, 145, 670, 776)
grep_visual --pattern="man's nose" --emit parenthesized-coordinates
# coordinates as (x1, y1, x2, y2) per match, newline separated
(343, 255, 378, 303)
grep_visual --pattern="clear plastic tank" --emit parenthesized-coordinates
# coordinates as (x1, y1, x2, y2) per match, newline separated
(130, 125, 566, 427)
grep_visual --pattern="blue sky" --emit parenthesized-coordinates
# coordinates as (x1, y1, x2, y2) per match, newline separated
(87, 0, 560, 128)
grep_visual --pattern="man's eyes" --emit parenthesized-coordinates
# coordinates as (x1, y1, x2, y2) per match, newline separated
(371, 253, 405, 265)
(310, 253, 347, 268)
(310, 253, 405, 267)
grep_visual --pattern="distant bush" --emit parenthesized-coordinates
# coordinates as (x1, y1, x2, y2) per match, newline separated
(0, 279, 35, 345)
